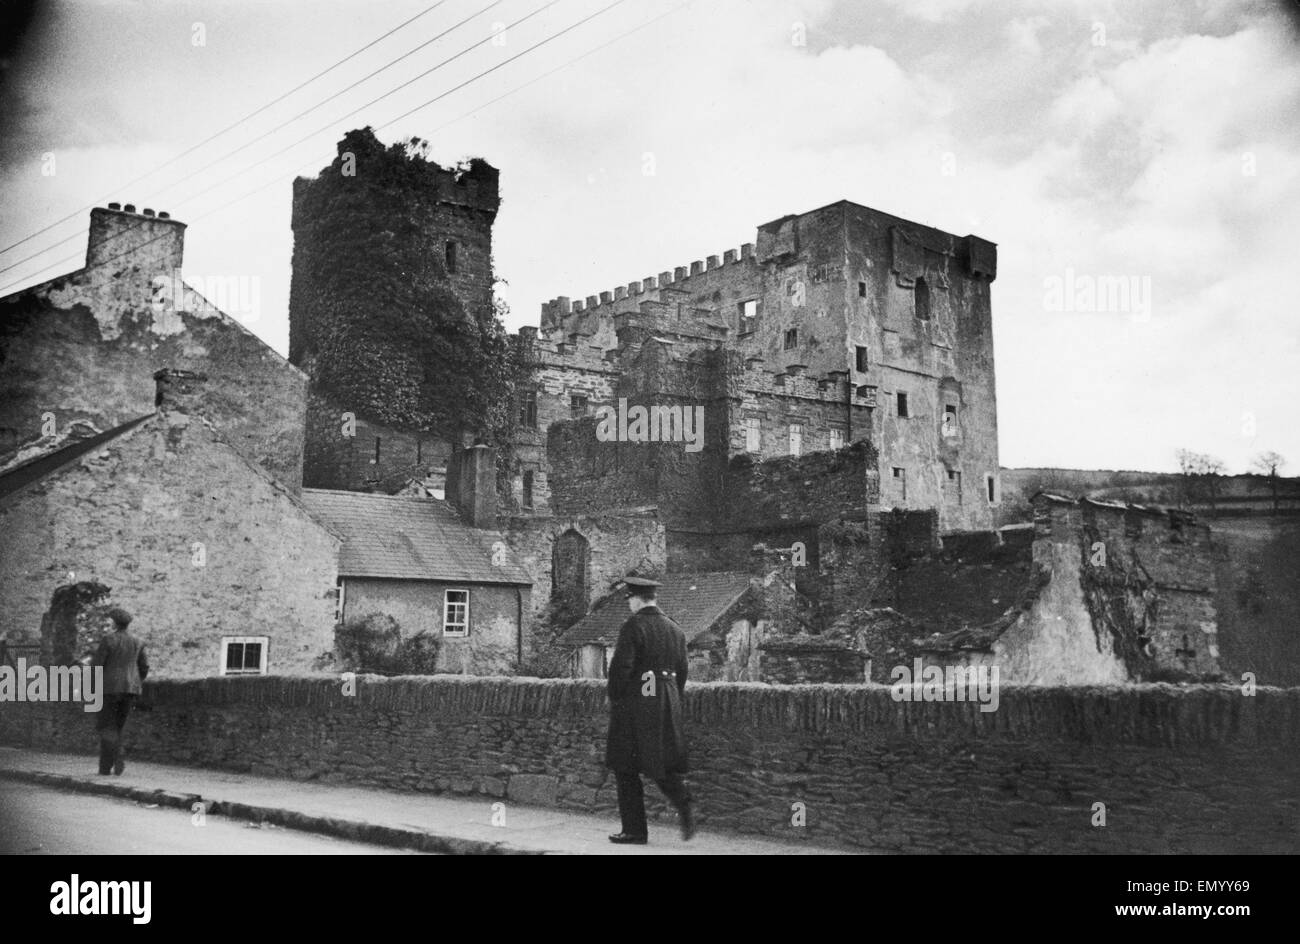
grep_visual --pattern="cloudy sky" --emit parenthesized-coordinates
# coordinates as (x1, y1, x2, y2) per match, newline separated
(2, 0, 1297, 474)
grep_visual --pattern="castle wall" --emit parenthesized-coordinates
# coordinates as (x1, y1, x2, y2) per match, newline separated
(302, 391, 452, 493)
(531, 200, 998, 534)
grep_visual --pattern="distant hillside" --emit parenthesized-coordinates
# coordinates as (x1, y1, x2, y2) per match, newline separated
(997, 468, 1300, 524)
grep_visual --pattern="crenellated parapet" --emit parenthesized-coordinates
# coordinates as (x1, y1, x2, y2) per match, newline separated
(538, 241, 757, 332)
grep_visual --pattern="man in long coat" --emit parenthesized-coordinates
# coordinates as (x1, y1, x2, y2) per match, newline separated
(605, 575, 695, 844)
(91, 607, 149, 776)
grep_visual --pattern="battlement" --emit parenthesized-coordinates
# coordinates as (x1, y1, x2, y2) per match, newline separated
(539, 241, 756, 329)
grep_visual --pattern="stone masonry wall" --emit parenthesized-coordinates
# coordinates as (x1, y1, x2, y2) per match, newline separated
(2, 677, 1296, 853)
(303, 390, 452, 493)
(0, 227, 308, 488)
(0, 411, 339, 675)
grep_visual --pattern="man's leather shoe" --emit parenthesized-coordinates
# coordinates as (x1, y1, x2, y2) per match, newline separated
(608, 833, 648, 845)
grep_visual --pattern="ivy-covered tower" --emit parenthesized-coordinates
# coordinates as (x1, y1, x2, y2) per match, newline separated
(289, 128, 506, 492)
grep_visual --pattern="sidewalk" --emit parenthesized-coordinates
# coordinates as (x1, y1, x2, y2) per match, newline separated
(0, 748, 848, 855)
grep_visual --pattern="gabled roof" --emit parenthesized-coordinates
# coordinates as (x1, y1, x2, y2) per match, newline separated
(301, 489, 532, 586)
(559, 572, 754, 648)
(0, 416, 151, 501)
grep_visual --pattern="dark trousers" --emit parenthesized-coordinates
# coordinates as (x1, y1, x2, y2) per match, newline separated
(615, 769, 692, 837)
(96, 693, 135, 774)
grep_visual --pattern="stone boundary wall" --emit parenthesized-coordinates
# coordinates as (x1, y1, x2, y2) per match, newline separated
(2, 677, 1296, 853)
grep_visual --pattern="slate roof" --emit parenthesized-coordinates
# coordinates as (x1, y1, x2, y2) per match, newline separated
(300, 489, 532, 586)
(559, 572, 754, 648)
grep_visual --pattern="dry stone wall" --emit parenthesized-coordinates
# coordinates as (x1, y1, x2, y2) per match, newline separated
(3, 676, 1295, 853)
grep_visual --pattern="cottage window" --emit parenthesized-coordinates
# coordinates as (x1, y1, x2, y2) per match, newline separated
(570, 395, 588, 417)
(892, 467, 907, 501)
(522, 470, 534, 509)
(858, 281, 867, 298)
(221, 636, 268, 676)
(855, 346, 868, 373)
(784, 328, 799, 350)
(445, 241, 458, 274)
(443, 590, 470, 637)
(897, 392, 909, 418)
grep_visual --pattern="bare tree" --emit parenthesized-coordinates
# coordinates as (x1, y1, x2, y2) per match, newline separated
(1176, 449, 1227, 515)
(1250, 451, 1286, 515)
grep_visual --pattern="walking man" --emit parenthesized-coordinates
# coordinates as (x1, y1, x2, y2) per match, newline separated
(605, 574, 695, 845)
(91, 607, 148, 776)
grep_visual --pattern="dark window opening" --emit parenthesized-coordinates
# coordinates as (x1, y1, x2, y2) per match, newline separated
(445, 241, 458, 274)
(915, 277, 931, 320)
(570, 395, 588, 418)
(225, 641, 263, 674)
(855, 346, 868, 373)
(858, 281, 867, 297)
(373, 436, 381, 463)
(784, 328, 798, 350)
(522, 470, 534, 509)
(986, 475, 997, 503)
(897, 392, 909, 418)
(519, 390, 537, 428)
(552, 528, 590, 625)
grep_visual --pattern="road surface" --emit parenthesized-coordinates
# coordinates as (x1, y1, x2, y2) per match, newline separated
(0, 782, 426, 854)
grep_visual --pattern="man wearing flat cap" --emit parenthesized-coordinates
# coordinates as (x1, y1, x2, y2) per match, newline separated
(605, 572, 695, 845)
(91, 607, 149, 776)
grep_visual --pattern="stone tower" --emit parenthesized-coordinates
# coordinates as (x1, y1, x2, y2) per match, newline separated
(288, 128, 501, 491)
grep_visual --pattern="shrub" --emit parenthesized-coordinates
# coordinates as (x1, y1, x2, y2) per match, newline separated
(334, 613, 441, 676)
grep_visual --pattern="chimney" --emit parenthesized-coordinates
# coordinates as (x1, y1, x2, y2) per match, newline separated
(153, 368, 207, 415)
(87, 204, 186, 273)
(447, 444, 497, 528)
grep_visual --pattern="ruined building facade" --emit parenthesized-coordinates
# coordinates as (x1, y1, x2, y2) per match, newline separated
(514, 200, 1000, 533)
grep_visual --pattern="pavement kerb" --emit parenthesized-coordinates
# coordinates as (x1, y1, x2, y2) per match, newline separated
(0, 767, 552, 855)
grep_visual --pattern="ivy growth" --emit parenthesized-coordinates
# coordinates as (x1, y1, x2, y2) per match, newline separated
(291, 127, 520, 447)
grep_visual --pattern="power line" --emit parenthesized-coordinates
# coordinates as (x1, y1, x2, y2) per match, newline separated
(0, 0, 665, 299)
(0, 0, 510, 279)
(1, 0, 550, 280)
(0, 1, 451, 259)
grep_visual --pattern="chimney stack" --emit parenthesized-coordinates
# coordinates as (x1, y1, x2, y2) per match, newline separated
(87, 204, 186, 273)
(153, 368, 207, 415)
(446, 444, 497, 528)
